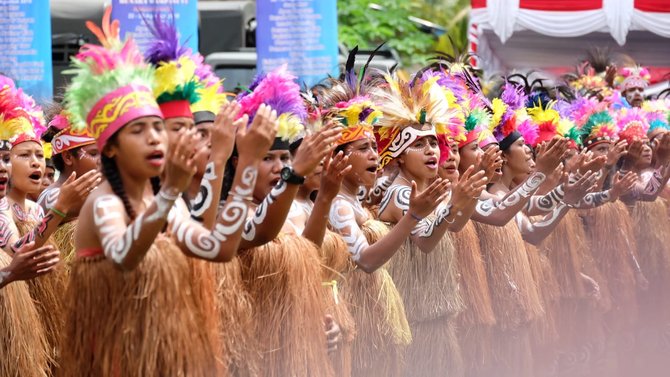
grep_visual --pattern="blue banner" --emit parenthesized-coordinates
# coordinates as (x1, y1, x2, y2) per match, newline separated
(256, 0, 339, 88)
(112, 0, 198, 54)
(0, 0, 53, 102)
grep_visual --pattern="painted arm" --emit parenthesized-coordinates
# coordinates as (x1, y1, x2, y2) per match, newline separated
(622, 168, 670, 202)
(302, 195, 333, 246)
(470, 172, 547, 226)
(189, 161, 225, 228)
(524, 185, 565, 216)
(378, 185, 463, 253)
(239, 180, 300, 249)
(329, 198, 418, 273)
(516, 205, 570, 245)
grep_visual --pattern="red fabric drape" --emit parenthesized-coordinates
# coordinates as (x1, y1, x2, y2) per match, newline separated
(519, 0, 602, 11)
(635, 0, 670, 12)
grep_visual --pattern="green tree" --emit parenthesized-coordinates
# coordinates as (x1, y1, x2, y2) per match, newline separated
(337, 0, 471, 68)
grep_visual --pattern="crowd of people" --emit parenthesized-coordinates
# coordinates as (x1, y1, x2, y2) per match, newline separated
(1, 7, 670, 377)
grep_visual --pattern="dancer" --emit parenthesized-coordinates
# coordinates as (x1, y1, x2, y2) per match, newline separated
(59, 8, 276, 375)
(373, 73, 486, 377)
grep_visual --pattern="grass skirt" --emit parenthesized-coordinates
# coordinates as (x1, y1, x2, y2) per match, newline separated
(474, 221, 544, 330)
(629, 199, 670, 376)
(386, 234, 465, 377)
(16, 221, 67, 369)
(239, 234, 334, 377)
(321, 231, 357, 377)
(582, 202, 638, 330)
(343, 219, 411, 377)
(51, 220, 77, 267)
(0, 251, 51, 377)
(542, 212, 608, 377)
(474, 220, 543, 377)
(453, 222, 496, 376)
(58, 236, 219, 376)
(212, 257, 259, 377)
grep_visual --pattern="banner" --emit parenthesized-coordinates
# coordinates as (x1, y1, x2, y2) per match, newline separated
(112, 0, 198, 54)
(0, 0, 53, 101)
(256, 0, 339, 88)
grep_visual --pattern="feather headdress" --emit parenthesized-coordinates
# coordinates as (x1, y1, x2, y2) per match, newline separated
(64, 6, 162, 149)
(190, 52, 227, 124)
(0, 75, 46, 147)
(144, 12, 201, 119)
(319, 46, 381, 147)
(642, 99, 670, 137)
(370, 72, 459, 169)
(238, 65, 306, 144)
(575, 101, 619, 149)
(491, 82, 538, 149)
(48, 110, 96, 155)
(615, 66, 651, 92)
(616, 107, 650, 143)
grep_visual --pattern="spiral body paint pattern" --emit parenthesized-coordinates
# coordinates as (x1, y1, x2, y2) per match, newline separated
(329, 195, 369, 261)
(242, 178, 287, 242)
(476, 172, 546, 216)
(190, 162, 216, 219)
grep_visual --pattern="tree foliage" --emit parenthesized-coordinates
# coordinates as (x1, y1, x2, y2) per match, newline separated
(337, 0, 471, 68)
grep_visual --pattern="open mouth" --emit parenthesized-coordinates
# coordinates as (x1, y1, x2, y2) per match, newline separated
(365, 166, 377, 173)
(270, 178, 280, 187)
(146, 151, 165, 166)
(29, 172, 42, 181)
(425, 158, 438, 169)
(0, 176, 8, 189)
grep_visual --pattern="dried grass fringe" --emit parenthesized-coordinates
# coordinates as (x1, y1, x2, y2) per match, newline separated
(541, 211, 586, 300)
(526, 242, 559, 347)
(344, 219, 411, 377)
(51, 220, 77, 267)
(583, 202, 638, 328)
(58, 236, 219, 376)
(474, 221, 544, 331)
(321, 231, 356, 377)
(453, 221, 496, 327)
(403, 317, 464, 377)
(212, 257, 259, 377)
(386, 234, 464, 322)
(630, 199, 670, 324)
(16, 220, 67, 368)
(0, 251, 51, 377)
(238, 234, 334, 377)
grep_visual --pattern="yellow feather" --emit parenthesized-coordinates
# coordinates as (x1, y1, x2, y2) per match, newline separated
(277, 113, 304, 142)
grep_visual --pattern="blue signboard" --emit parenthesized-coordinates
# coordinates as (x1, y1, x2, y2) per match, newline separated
(256, 0, 339, 88)
(112, 0, 198, 54)
(0, 0, 53, 102)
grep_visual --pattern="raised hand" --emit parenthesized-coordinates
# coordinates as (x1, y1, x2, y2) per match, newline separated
(623, 140, 643, 169)
(606, 140, 628, 167)
(535, 137, 568, 175)
(579, 152, 607, 175)
(55, 170, 103, 215)
(563, 170, 598, 205)
(3, 243, 60, 284)
(163, 129, 199, 194)
(452, 165, 487, 203)
(324, 314, 342, 354)
(653, 133, 670, 166)
(408, 178, 451, 219)
(211, 101, 242, 162)
(236, 104, 277, 160)
(610, 171, 638, 199)
(477, 146, 502, 182)
(292, 125, 341, 177)
(318, 151, 352, 202)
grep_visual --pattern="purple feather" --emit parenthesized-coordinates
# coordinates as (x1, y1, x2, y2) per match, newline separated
(501, 82, 526, 110)
(144, 11, 190, 64)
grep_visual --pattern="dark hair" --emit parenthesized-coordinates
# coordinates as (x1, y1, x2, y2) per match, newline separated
(221, 147, 238, 201)
(101, 153, 137, 220)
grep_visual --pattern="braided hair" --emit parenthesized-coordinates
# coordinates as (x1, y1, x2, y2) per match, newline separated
(101, 154, 137, 220)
